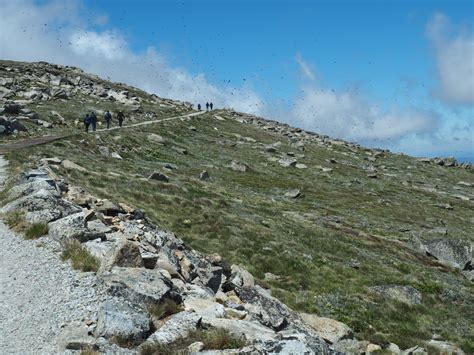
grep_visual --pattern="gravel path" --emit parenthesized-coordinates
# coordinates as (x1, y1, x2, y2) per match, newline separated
(0, 155, 103, 354)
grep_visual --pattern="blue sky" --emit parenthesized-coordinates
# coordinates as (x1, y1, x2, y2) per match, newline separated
(2, 0, 473, 159)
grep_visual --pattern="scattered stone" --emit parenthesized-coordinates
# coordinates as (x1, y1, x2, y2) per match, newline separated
(148, 133, 165, 144)
(111, 152, 122, 159)
(295, 163, 307, 169)
(230, 160, 248, 172)
(284, 189, 302, 199)
(199, 170, 209, 180)
(62, 160, 87, 172)
(40, 157, 62, 165)
(98, 146, 109, 156)
(148, 171, 169, 182)
(434, 203, 453, 210)
(279, 157, 298, 167)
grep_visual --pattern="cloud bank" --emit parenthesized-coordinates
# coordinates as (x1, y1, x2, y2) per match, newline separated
(427, 13, 474, 105)
(290, 54, 441, 150)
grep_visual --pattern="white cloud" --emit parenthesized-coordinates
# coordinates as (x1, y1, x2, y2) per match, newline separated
(295, 53, 316, 81)
(70, 31, 126, 60)
(291, 86, 439, 142)
(0, 0, 263, 114)
(426, 13, 474, 105)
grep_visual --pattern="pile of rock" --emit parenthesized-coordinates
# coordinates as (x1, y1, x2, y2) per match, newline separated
(0, 103, 29, 134)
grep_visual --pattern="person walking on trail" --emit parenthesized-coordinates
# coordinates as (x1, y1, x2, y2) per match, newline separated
(117, 111, 125, 127)
(104, 110, 112, 129)
(89, 111, 97, 132)
(206, 102, 209, 111)
(83, 113, 90, 132)
(197, 103, 201, 111)
(210, 102, 213, 110)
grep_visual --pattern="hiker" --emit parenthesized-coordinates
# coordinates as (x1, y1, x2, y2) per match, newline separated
(90, 111, 97, 132)
(104, 110, 112, 129)
(197, 103, 201, 111)
(210, 102, 213, 110)
(83, 113, 90, 132)
(117, 111, 124, 127)
(206, 102, 209, 111)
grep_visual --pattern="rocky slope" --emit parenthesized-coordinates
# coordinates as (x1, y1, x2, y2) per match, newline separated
(0, 60, 473, 354)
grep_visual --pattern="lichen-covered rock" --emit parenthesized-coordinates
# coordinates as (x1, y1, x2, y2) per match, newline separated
(250, 332, 333, 354)
(299, 314, 353, 344)
(48, 212, 106, 242)
(236, 286, 293, 331)
(95, 299, 150, 343)
(201, 317, 276, 342)
(101, 266, 173, 305)
(2, 188, 80, 223)
(224, 264, 255, 291)
(425, 239, 472, 270)
(143, 311, 201, 346)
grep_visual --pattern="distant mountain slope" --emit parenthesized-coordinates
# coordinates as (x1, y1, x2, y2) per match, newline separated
(1, 60, 473, 352)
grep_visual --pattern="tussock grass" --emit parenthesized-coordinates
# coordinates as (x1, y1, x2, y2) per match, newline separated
(61, 239, 100, 272)
(140, 328, 246, 355)
(147, 298, 183, 320)
(80, 348, 100, 355)
(111, 335, 136, 349)
(2, 210, 27, 232)
(24, 223, 49, 239)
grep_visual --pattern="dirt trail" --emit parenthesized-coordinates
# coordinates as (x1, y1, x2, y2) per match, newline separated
(0, 110, 205, 153)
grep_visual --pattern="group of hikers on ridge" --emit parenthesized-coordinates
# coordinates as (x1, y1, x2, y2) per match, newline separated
(83, 110, 125, 132)
(197, 102, 213, 111)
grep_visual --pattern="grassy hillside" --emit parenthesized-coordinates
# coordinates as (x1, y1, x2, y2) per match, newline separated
(2, 60, 474, 351)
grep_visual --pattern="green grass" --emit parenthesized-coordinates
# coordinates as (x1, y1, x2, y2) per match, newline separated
(140, 328, 246, 355)
(24, 223, 49, 239)
(61, 239, 100, 272)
